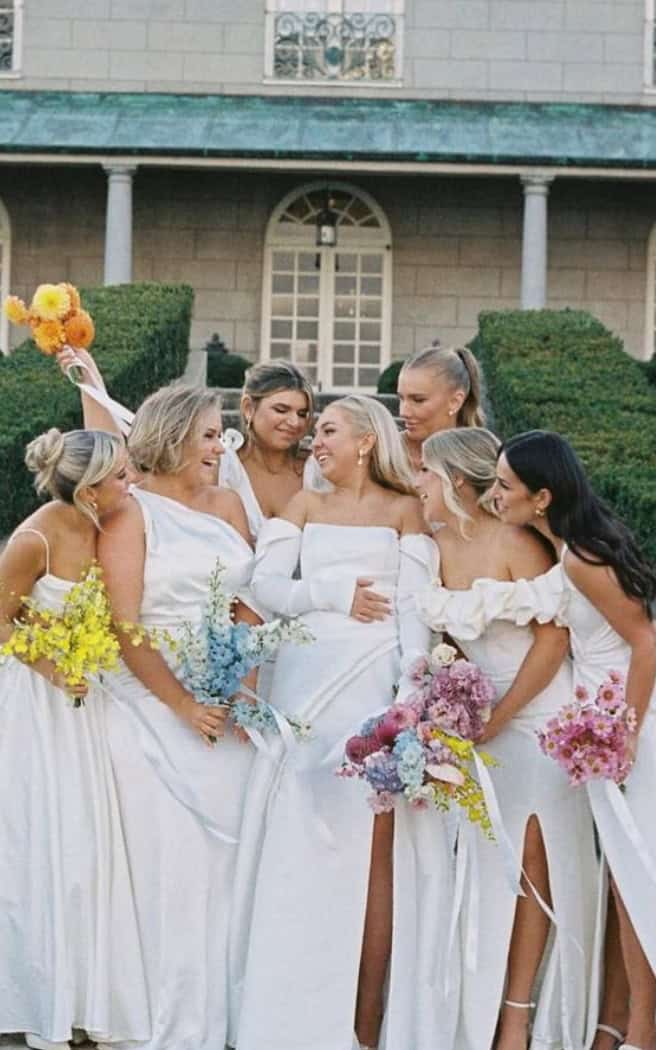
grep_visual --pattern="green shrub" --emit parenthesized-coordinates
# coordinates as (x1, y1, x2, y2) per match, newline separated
(644, 352, 656, 386)
(206, 350, 251, 389)
(0, 281, 193, 535)
(473, 309, 656, 562)
(377, 359, 405, 394)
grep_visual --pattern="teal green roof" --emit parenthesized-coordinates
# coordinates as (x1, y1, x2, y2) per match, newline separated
(0, 90, 655, 168)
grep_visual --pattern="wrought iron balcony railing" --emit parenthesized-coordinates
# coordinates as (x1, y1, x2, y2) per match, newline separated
(271, 11, 400, 82)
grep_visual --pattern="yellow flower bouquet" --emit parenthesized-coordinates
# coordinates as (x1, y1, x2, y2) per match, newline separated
(4, 281, 95, 357)
(3, 563, 121, 706)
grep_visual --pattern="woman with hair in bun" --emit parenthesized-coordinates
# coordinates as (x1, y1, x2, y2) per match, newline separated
(95, 383, 261, 1050)
(234, 395, 456, 1050)
(397, 344, 486, 471)
(494, 430, 656, 1050)
(0, 429, 149, 1050)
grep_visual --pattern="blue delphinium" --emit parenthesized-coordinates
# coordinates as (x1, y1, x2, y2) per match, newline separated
(393, 730, 427, 793)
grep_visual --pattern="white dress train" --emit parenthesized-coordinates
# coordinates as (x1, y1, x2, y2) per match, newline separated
(511, 563, 656, 982)
(416, 577, 598, 1050)
(0, 540, 149, 1044)
(102, 488, 257, 1050)
(231, 520, 458, 1050)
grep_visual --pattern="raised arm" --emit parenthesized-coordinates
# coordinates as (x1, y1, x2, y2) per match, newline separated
(56, 346, 123, 437)
(97, 497, 226, 746)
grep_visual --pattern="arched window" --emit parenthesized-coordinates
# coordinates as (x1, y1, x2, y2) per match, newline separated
(0, 198, 11, 354)
(262, 181, 392, 391)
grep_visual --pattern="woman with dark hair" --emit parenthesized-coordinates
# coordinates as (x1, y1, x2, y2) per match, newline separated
(493, 429, 656, 1050)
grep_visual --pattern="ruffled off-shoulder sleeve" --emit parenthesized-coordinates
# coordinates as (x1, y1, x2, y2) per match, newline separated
(415, 562, 569, 640)
(251, 518, 357, 618)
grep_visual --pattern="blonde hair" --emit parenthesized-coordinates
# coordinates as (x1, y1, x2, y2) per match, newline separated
(401, 345, 485, 428)
(128, 384, 222, 474)
(240, 360, 314, 458)
(422, 427, 500, 536)
(332, 394, 415, 496)
(25, 428, 122, 525)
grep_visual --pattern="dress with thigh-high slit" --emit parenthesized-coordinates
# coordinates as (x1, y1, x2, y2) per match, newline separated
(416, 573, 599, 1050)
(231, 519, 457, 1050)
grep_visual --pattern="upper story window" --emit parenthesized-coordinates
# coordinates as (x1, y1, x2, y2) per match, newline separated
(265, 0, 404, 84)
(0, 0, 23, 76)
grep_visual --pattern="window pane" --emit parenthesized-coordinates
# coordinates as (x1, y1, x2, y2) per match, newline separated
(358, 367, 380, 386)
(361, 298, 382, 319)
(333, 366, 355, 386)
(360, 346, 381, 365)
(273, 251, 294, 270)
(273, 273, 294, 293)
(335, 275, 358, 295)
(336, 253, 357, 272)
(271, 319, 293, 339)
(271, 342, 291, 358)
(334, 321, 356, 340)
(335, 297, 357, 318)
(361, 276, 382, 296)
(299, 252, 317, 272)
(334, 344, 355, 363)
(297, 320, 318, 339)
(298, 298, 319, 317)
(299, 274, 319, 293)
(359, 321, 381, 341)
(361, 254, 383, 274)
(271, 295, 294, 316)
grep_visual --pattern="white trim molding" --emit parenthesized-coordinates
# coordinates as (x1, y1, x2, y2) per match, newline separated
(645, 0, 655, 89)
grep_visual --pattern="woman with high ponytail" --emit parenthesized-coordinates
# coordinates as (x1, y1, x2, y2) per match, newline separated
(0, 429, 149, 1050)
(397, 343, 486, 471)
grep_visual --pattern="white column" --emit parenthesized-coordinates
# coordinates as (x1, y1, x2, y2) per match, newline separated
(103, 164, 136, 285)
(520, 174, 553, 309)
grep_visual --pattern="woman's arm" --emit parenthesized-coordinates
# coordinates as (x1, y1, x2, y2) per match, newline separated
(480, 527, 569, 742)
(56, 346, 123, 437)
(565, 552, 656, 730)
(97, 498, 227, 745)
(0, 530, 87, 700)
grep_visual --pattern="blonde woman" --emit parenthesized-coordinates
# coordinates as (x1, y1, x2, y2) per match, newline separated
(397, 345, 485, 471)
(233, 396, 457, 1050)
(414, 428, 597, 1050)
(96, 385, 260, 1050)
(0, 430, 148, 1050)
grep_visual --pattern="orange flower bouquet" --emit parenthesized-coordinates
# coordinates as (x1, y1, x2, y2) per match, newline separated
(4, 282, 95, 356)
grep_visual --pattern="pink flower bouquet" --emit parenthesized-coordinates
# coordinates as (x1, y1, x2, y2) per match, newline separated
(537, 671, 636, 786)
(337, 643, 498, 837)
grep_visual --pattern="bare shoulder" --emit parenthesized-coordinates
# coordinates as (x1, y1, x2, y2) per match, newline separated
(282, 487, 317, 527)
(501, 523, 556, 580)
(395, 493, 429, 536)
(203, 486, 252, 546)
(100, 492, 145, 539)
(563, 547, 617, 601)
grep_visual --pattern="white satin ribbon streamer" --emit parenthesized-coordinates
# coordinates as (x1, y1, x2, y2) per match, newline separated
(65, 358, 135, 436)
(604, 779, 656, 887)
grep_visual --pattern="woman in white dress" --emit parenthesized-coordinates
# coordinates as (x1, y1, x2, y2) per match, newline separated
(414, 427, 598, 1050)
(397, 344, 486, 472)
(0, 428, 149, 1050)
(494, 430, 656, 1050)
(96, 384, 260, 1050)
(234, 395, 455, 1050)
(218, 360, 315, 538)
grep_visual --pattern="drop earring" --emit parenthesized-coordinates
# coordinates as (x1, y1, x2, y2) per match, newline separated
(535, 507, 545, 518)
(357, 449, 364, 466)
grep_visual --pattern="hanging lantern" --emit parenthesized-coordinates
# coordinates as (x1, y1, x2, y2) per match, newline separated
(315, 192, 338, 247)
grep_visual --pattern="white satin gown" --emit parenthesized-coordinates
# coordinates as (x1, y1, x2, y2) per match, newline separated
(417, 574, 598, 1050)
(232, 521, 458, 1050)
(0, 531, 149, 1045)
(512, 561, 656, 982)
(102, 487, 257, 1050)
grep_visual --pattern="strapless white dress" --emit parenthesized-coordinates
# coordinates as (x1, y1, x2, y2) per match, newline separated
(511, 562, 656, 980)
(417, 575, 598, 1050)
(232, 521, 458, 1050)
(0, 571, 149, 1044)
(102, 487, 257, 1050)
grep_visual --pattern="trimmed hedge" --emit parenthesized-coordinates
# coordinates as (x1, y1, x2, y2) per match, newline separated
(0, 281, 193, 534)
(377, 359, 405, 394)
(206, 349, 251, 389)
(472, 309, 656, 562)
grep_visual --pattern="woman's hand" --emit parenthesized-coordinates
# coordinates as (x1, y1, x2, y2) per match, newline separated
(50, 670, 89, 703)
(177, 693, 228, 746)
(350, 579, 391, 623)
(56, 345, 92, 380)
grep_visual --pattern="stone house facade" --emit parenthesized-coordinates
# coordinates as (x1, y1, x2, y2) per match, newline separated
(1, 0, 655, 389)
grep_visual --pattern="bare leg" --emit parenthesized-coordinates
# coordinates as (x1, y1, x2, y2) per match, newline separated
(495, 816, 552, 1050)
(590, 892, 629, 1050)
(354, 812, 394, 1049)
(612, 880, 656, 1050)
